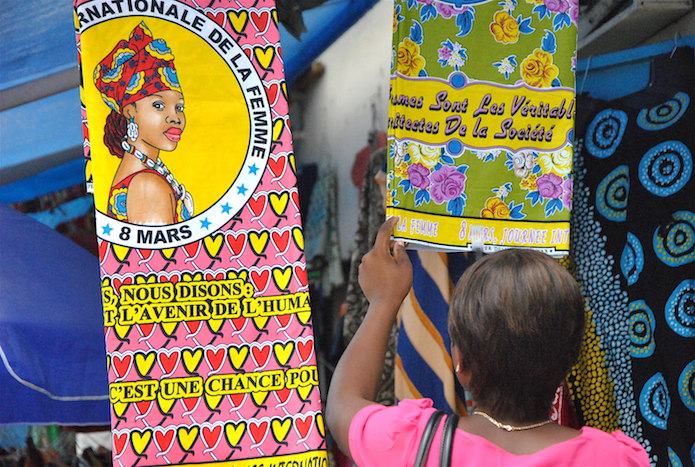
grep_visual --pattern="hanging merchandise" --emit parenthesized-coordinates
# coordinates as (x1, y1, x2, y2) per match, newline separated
(343, 148, 394, 404)
(74, 2, 326, 465)
(387, 0, 577, 256)
(394, 250, 472, 414)
(570, 48, 694, 466)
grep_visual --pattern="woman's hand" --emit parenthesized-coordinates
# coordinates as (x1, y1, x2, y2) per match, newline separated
(359, 217, 413, 308)
(327, 216, 413, 459)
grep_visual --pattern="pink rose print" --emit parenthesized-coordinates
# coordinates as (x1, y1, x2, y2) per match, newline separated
(430, 165, 466, 203)
(536, 173, 563, 199)
(562, 177, 573, 210)
(545, 0, 569, 13)
(408, 163, 431, 189)
(436, 4, 466, 18)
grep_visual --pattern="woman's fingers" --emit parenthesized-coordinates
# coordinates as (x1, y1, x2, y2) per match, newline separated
(375, 217, 398, 254)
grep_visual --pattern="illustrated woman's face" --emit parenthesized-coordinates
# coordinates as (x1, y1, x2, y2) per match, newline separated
(124, 90, 185, 157)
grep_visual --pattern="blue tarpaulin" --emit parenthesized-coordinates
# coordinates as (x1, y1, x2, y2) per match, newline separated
(0, 205, 109, 425)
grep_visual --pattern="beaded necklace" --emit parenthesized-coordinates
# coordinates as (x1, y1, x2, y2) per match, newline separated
(121, 141, 194, 218)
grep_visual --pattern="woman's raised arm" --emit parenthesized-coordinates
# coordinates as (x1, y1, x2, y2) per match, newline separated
(326, 217, 412, 458)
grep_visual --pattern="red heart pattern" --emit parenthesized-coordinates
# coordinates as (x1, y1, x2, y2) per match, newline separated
(205, 348, 226, 372)
(248, 194, 267, 218)
(94, 1, 325, 461)
(112, 354, 132, 379)
(248, 420, 269, 445)
(250, 10, 269, 33)
(153, 429, 175, 453)
(226, 232, 246, 257)
(294, 414, 314, 440)
(297, 339, 314, 363)
(201, 425, 223, 449)
(251, 345, 271, 368)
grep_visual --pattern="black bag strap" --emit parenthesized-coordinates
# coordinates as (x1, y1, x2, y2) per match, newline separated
(440, 413, 459, 467)
(414, 410, 445, 467)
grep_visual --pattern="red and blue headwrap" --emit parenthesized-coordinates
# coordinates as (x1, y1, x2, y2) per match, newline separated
(94, 22, 182, 113)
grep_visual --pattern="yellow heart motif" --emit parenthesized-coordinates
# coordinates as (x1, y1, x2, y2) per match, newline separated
(271, 9, 278, 25)
(114, 323, 132, 340)
(273, 341, 295, 366)
(253, 316, 269, 331)
(224, 422, 246, 447)
(112, 401, 128, 418)
(272, 118, 285, 141)
(130, 429, 152, 455)
(204, 392, 223, 410)
(253, 45, 276, 69)
(251, 391, 269, 407)
(271, 417, 292, 443)
(207, 318, 224, 334)
(292, 227, 304, 251)
(160, 321, 178, 336)
(288, 152, 296, 174)
(228, 345, 249, 370)
(134, 352, 156, 377)
(269, 192, 289, 216)
(249, 231, 270, 256)
(227, 270, 249, 282)
(135, 274, 156, 284)
(177, 426, 199, 452)
(182, 348, 203, 373)
(227, 10, 248, 33)
(160, 248, 176, 260)
(297, 385, 314, 401)
(272, 266, 292, 291)
(316, 413, 326, 438)
(112, 244, 131, 263)
(203, 233, 224, 258)
(157, 392, 176, 414)
(297, 311, 312, 325)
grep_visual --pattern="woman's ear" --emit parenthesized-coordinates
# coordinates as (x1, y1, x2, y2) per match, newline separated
(451, 345, 472, 388)
(122, 103, 135, 120)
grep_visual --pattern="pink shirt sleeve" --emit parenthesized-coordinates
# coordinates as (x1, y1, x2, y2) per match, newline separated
(349, 399, 437, 467)
(571, 428, 651, 467)
(605, 430, 651, 467)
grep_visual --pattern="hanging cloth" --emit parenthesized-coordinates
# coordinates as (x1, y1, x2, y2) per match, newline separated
(569, 48, 694, 465)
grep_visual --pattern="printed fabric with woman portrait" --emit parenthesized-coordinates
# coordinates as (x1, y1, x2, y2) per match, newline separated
(95, 22, 193, 225)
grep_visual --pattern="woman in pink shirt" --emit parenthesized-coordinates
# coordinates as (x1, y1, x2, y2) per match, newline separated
(326, 217, 649, 466)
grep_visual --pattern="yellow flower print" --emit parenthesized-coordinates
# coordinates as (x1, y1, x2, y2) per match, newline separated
(397, 38, 426, 77)
(520, 173, 538, 191)
(394, 161, 409, 179)
(385, 189, 394, 207)
(481, 197, 511, 219)
(525, 0, 544, 4)
(490, 11, 520, 44)
(521, 49, 559, 88)
(538, 148, 572, 176)
(408, 143, 440, 169)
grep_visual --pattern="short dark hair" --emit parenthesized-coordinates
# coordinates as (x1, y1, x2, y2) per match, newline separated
(448, 249, 584, 421)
